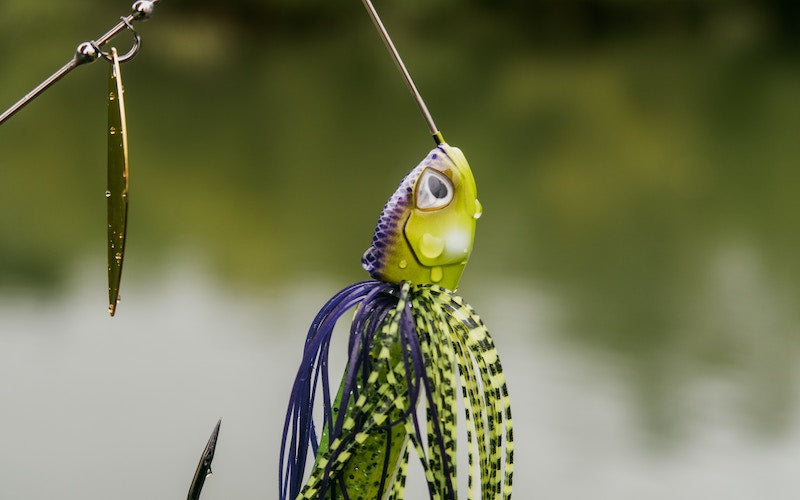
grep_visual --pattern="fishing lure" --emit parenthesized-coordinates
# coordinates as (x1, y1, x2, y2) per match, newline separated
(280, 2, 513, 498)
(0, 0, 159, 315)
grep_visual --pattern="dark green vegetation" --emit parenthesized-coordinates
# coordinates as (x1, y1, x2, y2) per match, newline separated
(1, 0, 798, 442)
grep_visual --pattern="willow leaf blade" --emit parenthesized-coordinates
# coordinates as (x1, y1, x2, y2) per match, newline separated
(107, 47, 130, 316)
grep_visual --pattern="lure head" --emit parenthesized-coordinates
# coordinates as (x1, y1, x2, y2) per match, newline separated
(362, 143, 482, 290)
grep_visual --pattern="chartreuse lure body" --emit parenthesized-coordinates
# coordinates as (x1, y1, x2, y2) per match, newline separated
(362, 143, 482, 290)
(280, 2, 513, 499)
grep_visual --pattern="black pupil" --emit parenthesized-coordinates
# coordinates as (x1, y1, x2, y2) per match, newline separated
(428, 175, 448, 199)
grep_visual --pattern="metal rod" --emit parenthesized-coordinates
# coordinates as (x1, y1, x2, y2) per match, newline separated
(0, 0, 158, 127)
(0, 59, 80, 125)
(361, 0, 444, 145)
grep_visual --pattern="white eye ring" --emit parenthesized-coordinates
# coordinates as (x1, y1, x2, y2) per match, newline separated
(415, 169, 454, 210)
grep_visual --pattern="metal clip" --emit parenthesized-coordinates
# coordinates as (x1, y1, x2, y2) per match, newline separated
(0, 0, 158, 126)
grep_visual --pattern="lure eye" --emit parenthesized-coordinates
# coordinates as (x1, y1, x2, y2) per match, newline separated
(415, 169, 453, 210)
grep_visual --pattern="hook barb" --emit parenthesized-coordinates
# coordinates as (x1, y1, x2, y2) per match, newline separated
(187, 419, 222, 500)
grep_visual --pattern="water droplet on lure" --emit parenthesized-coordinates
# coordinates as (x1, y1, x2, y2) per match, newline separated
(419, 233, 444, 259)
(474, 199, 483, 219)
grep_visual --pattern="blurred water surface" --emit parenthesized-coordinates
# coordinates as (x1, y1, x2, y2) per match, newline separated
(1, 264, 799, 499)
(1, 1, 799, 498)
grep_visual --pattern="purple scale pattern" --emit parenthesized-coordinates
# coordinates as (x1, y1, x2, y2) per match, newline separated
(361, 152, 436, 279)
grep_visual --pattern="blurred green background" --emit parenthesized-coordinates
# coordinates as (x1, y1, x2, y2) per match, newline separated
(1, 0, 799, 498)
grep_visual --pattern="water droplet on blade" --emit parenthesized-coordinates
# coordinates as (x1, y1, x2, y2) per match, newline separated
(108, 296, 121, 317)
(105, 190, 112, 198)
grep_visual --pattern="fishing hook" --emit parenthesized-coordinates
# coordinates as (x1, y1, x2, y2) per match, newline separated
(187, 419, 222, 500)
(0, 0, 159, 126)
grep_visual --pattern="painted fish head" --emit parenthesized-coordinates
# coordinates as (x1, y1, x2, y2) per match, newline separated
(361, 143, 482, 291)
